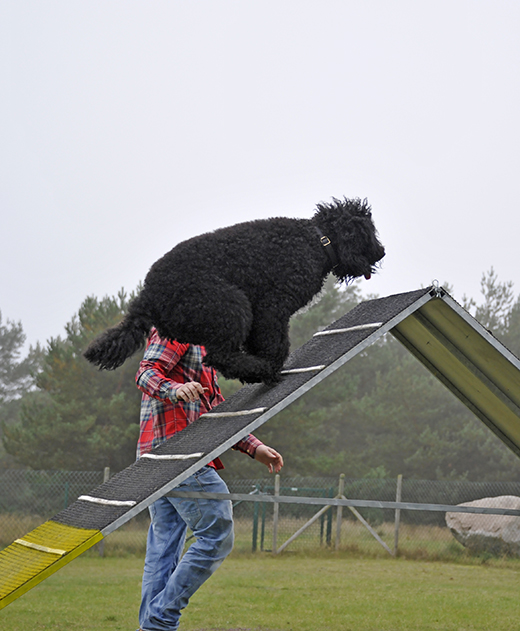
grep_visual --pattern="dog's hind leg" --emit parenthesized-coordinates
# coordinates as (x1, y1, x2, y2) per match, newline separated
(207, 301, 293, 385)
(165, 278, 278, 384)
(200, 310, 280, 384)
(243, 307, 291, 378)
(204, 348, 279, 384)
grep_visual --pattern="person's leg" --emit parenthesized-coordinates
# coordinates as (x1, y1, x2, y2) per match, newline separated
(140, 466, 234, 631)
(139, 497, 188, 627)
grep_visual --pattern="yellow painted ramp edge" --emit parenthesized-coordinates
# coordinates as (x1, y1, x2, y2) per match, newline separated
(0, 520, 103, 610)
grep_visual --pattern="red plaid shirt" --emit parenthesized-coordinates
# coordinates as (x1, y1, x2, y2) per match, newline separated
(136, 329, 262, 469)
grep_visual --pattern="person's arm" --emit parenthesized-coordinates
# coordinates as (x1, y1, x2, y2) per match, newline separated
(136, 331, 190, 402)
(233, 434, 284, 473)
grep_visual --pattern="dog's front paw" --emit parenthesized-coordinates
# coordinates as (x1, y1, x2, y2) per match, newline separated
(261, 371, 282, 387)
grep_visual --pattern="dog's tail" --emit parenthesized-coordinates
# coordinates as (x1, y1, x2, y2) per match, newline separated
(83, 294, 153, 370)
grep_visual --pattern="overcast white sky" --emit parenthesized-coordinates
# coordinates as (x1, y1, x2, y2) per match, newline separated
(1, 1, 519, 350)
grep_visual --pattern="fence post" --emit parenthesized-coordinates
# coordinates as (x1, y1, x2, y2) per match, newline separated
(326, 487, 333, 545)
(252, 496, 259, 552)
(272, 474, 280, 554)
(260, 501, 267, 551)
(98, 467, 111, 557)
(252, 483, 262, 552)
(320, 501, 325, 546)
(394, 474, 403, 556)
(335, 473, 345, 551)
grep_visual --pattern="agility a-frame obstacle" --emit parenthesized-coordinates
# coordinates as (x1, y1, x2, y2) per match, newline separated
(2, 285, 520, 609)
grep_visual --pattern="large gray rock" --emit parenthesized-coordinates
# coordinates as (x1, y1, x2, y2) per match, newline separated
(446, 495, 520, 556)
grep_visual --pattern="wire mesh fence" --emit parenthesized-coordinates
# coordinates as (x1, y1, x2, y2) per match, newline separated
(233, 476, 520, 564)
(0, 469, 104, 549)
(1, 469, 519, 564)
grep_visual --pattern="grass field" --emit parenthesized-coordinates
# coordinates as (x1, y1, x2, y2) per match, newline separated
(1, 553, 519, 631)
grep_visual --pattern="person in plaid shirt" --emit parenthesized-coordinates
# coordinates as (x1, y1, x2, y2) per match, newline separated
(136, 328, 283, 631)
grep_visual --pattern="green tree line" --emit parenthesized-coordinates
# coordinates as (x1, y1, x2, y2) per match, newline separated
(2, 270, 520, 481)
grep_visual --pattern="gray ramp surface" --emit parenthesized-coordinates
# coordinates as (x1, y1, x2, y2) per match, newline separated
(49, 285, 520, 537)
(51, 287, 433, 535)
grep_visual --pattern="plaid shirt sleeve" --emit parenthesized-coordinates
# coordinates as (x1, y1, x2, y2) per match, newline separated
(135, 332, 190, 402)
(233, 434, 263, 457)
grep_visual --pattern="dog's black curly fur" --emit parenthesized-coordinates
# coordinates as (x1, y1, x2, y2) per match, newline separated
(84, 197, 385, 384)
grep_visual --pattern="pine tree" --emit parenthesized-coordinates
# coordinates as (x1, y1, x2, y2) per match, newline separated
(0, 311, 43, 468)
(3, 291, 142, 471)
(0, 311, 42, 404)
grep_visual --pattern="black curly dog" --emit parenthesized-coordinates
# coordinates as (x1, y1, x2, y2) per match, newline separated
(84, 197, 385, 384)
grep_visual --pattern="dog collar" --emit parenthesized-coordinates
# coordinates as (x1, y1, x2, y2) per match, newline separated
(314, 226, 339, 270)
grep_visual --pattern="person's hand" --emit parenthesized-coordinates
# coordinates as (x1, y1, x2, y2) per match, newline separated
(254, 444, 284, 474)
(174, 382, 208, 403)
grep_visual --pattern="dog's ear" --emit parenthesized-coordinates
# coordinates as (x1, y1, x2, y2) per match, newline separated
(330, 201, 385, 282)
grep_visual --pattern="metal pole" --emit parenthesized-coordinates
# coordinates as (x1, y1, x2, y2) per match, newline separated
(272, 474, 280, 554)
(394, 474, 403, 557)
(166, 490, 520, 516)
(252, 497, 259, 552)
(98, 467, 111, 557)
(326, 487, 333, 546)
(260, 501, 267, 551)
(335, 474, 345, 551)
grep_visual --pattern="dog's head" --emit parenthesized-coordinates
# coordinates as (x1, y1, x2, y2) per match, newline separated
(313, 197, 385, 283)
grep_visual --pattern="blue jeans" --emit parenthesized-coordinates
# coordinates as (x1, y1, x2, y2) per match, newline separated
(139, 466, 234, 631)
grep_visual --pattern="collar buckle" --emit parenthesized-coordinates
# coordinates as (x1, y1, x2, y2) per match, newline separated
(320, 235, 332, 247)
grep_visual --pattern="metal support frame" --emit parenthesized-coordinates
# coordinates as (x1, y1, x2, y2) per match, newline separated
(166, 490, 520, 516)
